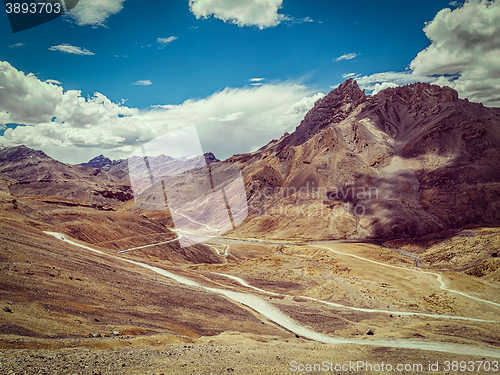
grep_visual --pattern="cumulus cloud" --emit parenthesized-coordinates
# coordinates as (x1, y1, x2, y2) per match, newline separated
(45, 79, 62, 85)
(371, 82, 399, 96)
(355, 71, 429, 93)
(209, 111, 245, 122)
(0, 61, 322, 163)
(335, 53, 358, 62)
(48, 44, 95, 55)
(157, 36, 178, 46)
(0, 62, 64, 125)
(284, 93, 325, 116)
(132, 80, 152, 86)
(356, 0, 500, 106)
(8, 42, 25, 48)
(66, 0, 125, 27)
(0, 61, 137, 140)
(189, 0, 286, 29)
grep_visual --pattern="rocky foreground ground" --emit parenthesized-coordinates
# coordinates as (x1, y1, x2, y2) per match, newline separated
(0, 333, 491, 374)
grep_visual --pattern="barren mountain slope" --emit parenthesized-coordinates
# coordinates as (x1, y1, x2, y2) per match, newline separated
(0, 207, 274, 347)
(222, 80, 500, 240)
(0, 146, 132, 206)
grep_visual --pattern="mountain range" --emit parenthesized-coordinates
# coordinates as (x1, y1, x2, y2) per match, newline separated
(1, 80, 499, 243)
(227, 80, 500, 240)
(1, 80, 500, 365)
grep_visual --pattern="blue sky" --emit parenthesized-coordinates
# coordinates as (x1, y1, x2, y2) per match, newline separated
(1, 1, 447, 108)
(0, 0, 499, 163)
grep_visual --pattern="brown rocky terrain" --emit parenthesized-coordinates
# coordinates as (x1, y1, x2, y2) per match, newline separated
(221, 80, 500, 241)
(1, 80, 500, 373)
(0, 145, 133, 207)
(2, 202, 500, 373)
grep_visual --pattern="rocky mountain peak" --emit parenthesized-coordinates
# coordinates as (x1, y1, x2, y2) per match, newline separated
(371, 82, 459, 107)
(203, 152, 219, 164)
(276, 79, 367, 148)
(84, 155, 113, 168)
(81, 154, 126, 171)
(0, 145, 48, 161)
(321, 78, 366, 105)
(233, 79, 500, 241)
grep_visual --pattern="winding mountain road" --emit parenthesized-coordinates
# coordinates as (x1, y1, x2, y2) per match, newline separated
(314, 244, 500, 309)
(116, 234, 183, 253)
(44, 231, 500, 357)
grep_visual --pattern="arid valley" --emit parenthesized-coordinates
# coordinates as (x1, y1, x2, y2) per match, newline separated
(1, 80, 500, 374)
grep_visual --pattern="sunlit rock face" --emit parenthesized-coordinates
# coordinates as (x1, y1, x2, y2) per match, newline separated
(227, 80, 500, 241)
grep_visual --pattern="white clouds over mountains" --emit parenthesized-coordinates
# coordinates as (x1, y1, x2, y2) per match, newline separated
(409, 0, 500, 105)
(0, 61, 322, 163)
(356, 0, 500, 106)
(0, 62, 137, 143)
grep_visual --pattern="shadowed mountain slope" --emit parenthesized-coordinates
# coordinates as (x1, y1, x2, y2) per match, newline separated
(223, 80, 500, 240)
(0, 146, 133, 206)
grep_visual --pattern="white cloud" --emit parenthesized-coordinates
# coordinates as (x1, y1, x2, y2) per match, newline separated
(157, 36, 178, 45)
(189, 0, 286, 29)
(371, 82, 399, 96)
(211, 111, 245, 122)
(132, 80, 152, 86)
(45, 79, 62, 85)
(341, 73, 358, 79)
(150, 104, 176, 109)
(0, 61, 322, 163)
(355, 71, 430, 93)
(0, 61, 64, 125)
(356, 0, 500, 106)
(250, 78, 265, 82)
(48, 44, 95, 55)
(335, 53, 358, 62)
(0, 60, 138, 153)
(8, 42, 25, 48)
(219, 112, 241, 122)
(66, 0, 125, 27)
(284, 93, 325, 116)
(283, 15, 314, 25)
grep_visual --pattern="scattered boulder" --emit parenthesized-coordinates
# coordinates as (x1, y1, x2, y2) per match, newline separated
(112, 330, 120, 336)
(366, 329, 374, 335)
(89, 332, 101, 338)
(3, 307, 12, 313)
